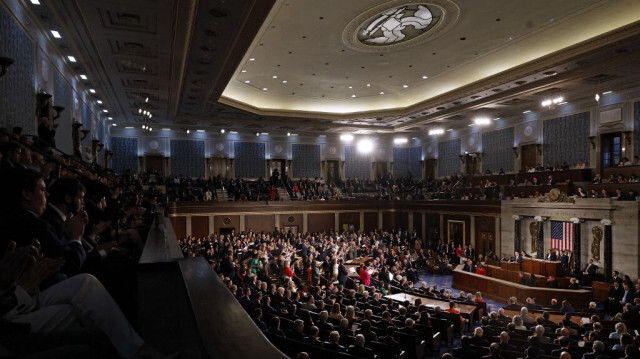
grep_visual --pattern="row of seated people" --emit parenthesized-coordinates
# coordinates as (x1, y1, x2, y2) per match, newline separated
(0, 128, 176, 357)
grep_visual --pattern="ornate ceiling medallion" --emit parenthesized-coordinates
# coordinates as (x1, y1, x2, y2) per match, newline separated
(343, 0, 460, 52)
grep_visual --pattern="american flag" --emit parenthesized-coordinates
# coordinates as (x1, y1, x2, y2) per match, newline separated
(550, 220, 574, 251)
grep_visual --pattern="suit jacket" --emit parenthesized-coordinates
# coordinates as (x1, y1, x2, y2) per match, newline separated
(620, 290, 635, 304)
(582, 352, 609, 359)
(583, 263, 597, 275)
(347, 345, 375, 358)
(453, 346, 480, 359)
(2, 207, 86, 286)
(608, 286, 624, 301)
(546, 253, 558, 261)
(337, 264, 349, 284)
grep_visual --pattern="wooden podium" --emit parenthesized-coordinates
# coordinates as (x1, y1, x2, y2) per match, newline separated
(522, 258, 561, 276)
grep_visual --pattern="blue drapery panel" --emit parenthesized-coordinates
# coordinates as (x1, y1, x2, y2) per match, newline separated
(0, 5, 35, 131)
(111, 137, 138, 175)
(438, 138, 461, 177)
(393, 147, 421, 178)
(345, 146, 370, 180)
(234, 142, 265, 178)
(482, 127, 514, 173)
(81, 102, 92, 149)
(634, 102, 640, 159)
(170, 139, 204, 178)
(292, 144, 320, 179)
(543, 112, 589, 167)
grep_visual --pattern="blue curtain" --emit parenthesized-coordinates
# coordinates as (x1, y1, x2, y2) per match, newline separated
(438, 138, 461, 177)
(482, 127, 514, 173)
(345, 145, 370, 180)
(111, 137, 138, 174)
(543, 112, 589, 167)
(393, 146, 421, 178)
(292, 144, 320, 178)
(170, 139, 205, 178)
(234, 142, 265, 178)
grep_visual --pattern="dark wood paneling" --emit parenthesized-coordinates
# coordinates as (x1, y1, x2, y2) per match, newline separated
(412, 212, 422, 235)
(382, 212, 396, 230)
(397, 211, 409, 231)
(191, 216, 209, 239)
(170, 217, 186, 240)
(280, 213, 302, 229)
(474, 216, 495, 257)
(308, 213, 334, 233)
(246, 215, 275, 234)
(443, 214, 470, 246)
(453, 266, 591, 308)
(363, 212, 378, 232)
(214, 215, 240, 233)
(338, 212, 360, 232)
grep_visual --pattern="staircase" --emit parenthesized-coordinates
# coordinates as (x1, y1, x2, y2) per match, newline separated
(277, 187, 291, 201)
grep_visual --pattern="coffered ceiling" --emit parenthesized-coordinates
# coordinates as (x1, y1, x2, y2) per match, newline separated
(18, 0, 640, 137)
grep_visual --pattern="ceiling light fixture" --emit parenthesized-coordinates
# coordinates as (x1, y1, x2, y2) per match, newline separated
(30, 0, 41, 4)
(50, 30, 61, 38)
(244, 80, 250, 83)
(394, 137, 408, 144)
(67, 56, 77, 62)
(287, 132, 291, 136)
(272, 75, 278, 79)
(107, 117, 113, 120)
(79, 74, 87, 80)
(230, 131, 238, 134)
(356, 138, 373, 154)
(220, 129, 225, 134)
(429, 129, 444, 136)
(351, 94, 356, 98)
(241, 70, 247, 73)
(196, 130, 205, 132)
(142, 125, 146, 129)
(249, 58, 255, 61)
(282, 80, 287, 83)
(145, 97, 149, 103)
(186, 129, 190, 134)
(112, 123, 117, 127)
(96, 100, 102, 104)
(340, 134, 354, 142)
(256, 132, 259, 136)
(379, 92, 384, 95)
(262, 87, 268, 91)
(402, 84, 408, 88)
(102, 109, 108, 113)
(602, 91, 613, 95)
(162, 128, 171, 131)
(125, 126, 134, 129)
(474, 117, 490, 125)
(422, 75, 428, 79)
(89, 89, 96, 94)
(522, 110, 531, 114)
(541, 96, 563, 107)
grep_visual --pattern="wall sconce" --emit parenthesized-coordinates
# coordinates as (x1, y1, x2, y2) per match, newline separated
(512, 146, 519, 158)
(0, 56, 14, 77)
(588, 136, 596, 149)
(81, 129, 90, 140)
(52, 106, 65, 120)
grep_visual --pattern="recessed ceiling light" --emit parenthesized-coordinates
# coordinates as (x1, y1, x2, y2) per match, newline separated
(162, 128, 171, 131)
(272, 75, 278, 79)
(428, 129, 444, 136)
(196, 130, 205, 132)
(256, 132, 260, 136)
(125, 126, 134, 129)
(30, 0, 41, 4)
(186, 129, 190, 134)
(351, 94, 356, 98)
(403, 85, 409, 88)
(107, 117, 113, 120)
(282, 80, 287, 83)
(96, 100, 102, 104)
(446, 129, 453, 132)
(379, 92, 384, 95)
(79, 74, 87, 80)
(102, 109, 108, 113)
(366, 84, 371, 87)
(340, 134, 354, 142)
(249, 58, 255, 61)
(422, 75, 428, 79)
(145, 97, 149, 103)
(241, 70, 247, 73)
(522, 110, 531, 114)
(220, 129, 225, 134)
(348, 86, 353, 89)
(244, 80, 250, 83)
(89, 89, 96, 93)
(262, 87, 268, 91)
(287, 132, 291, 136)
(474, 117, 490, 125)
(493, 117, 501, 121)
(230, 131, 238, 134)
(67, 56, 77, 62)
(112, 123, 117, 127)
(394, 137, 408, 144)
(50, 30, 61, 38)
(261, 132, 269, 135)
(602, 91, 613, 95)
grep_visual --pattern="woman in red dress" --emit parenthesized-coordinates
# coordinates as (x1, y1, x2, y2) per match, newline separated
(359, 265, 371, 286)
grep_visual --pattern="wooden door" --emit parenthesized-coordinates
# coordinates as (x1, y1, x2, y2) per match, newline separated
(521, 144, 538, 170)
(375, 161, 388, 178)
(327, 160, 339, 185)
(465, 154, 478, 175)
(425, 159, 436, 179)
(145, 155, 163, 174)
(210, 157, 228, 178)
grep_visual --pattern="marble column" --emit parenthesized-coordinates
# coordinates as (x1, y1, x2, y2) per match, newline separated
(601, 219, 613, 282)
(534, 216, 544, 259)
(570, 218, 582, 272)
(512, 215, 522, 253)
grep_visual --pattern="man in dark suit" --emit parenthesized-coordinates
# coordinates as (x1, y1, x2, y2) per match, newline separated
(463, 259, 476, 273)
(304, 326, 323, 347)
(498, 331, 517, 351)
(323, 331, 346, 352)
(401, 318, 422, 343)
(464, 244, 475, 260)
(551, 336, 577, 359)
(607, 281, 624, 314)
(470, 327, 490, 347)
(379, 327, 401, 356)
(581, 258, 598, 284)
(0, 171, 87, 289)
(287, 319, 305, 341)
(512, 251, 523, 264)
(356, 319, 378, 344)
(337, 259, 349, 286)
(545, 249, 557, 261)
(620, 282, 635, 306)
(582, 340, 608, 359)
(546, 175, 556, 185)
(347, 334, 375, 358)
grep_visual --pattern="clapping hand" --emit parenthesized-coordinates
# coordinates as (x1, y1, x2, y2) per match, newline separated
(0, 241, 35, 291)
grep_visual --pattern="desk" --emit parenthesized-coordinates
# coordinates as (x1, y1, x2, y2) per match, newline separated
(522, 258, 562, 276)
(385, 293, 478, 316)
(504, 183, 575, 198)
(452, 265, 592, 308)
(592, 281, 613, 302)
(501, 309, 584, 326)
(500, 261, 521, 271)
(515, 169, 592, 184)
